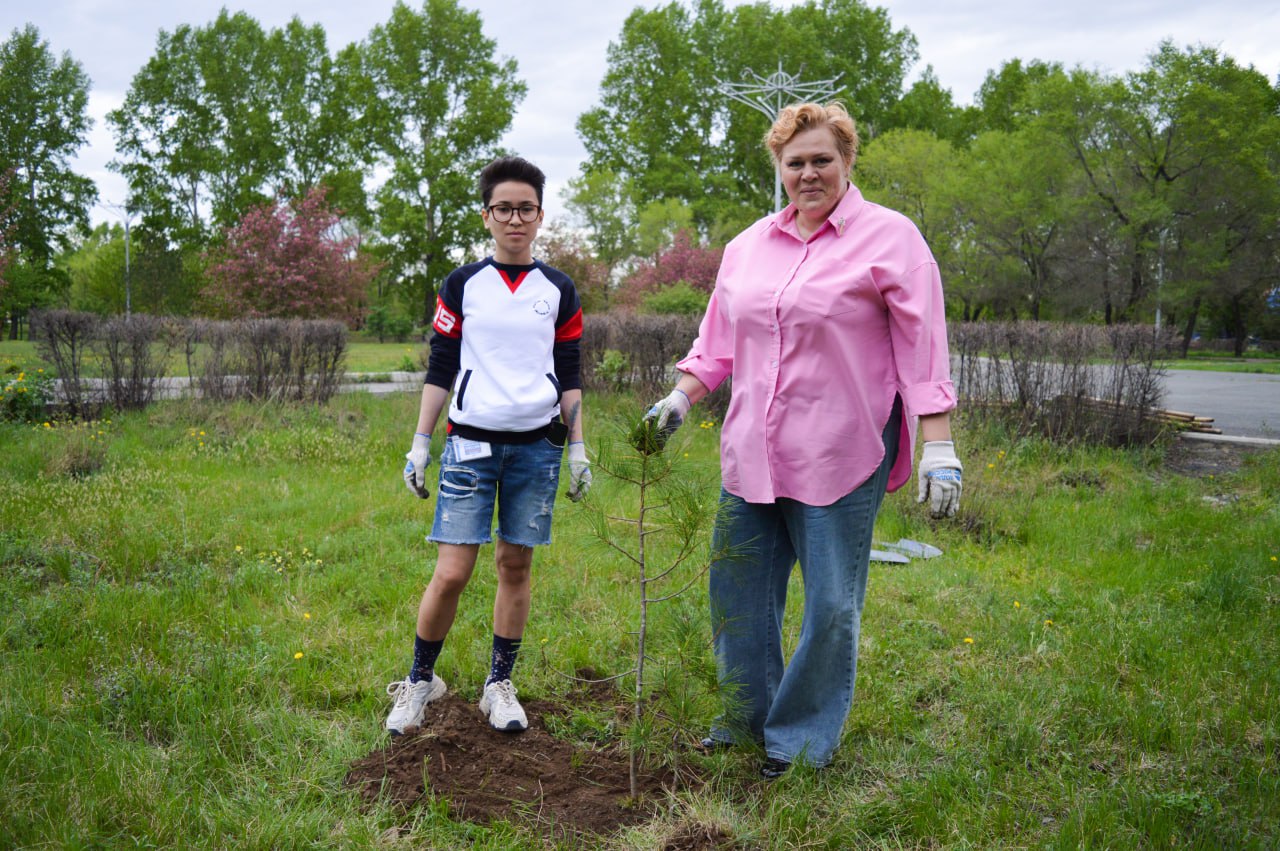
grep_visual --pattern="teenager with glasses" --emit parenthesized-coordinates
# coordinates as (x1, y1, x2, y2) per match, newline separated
(387, 156, 591, 735)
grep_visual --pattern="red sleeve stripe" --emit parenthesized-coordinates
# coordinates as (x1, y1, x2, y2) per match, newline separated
(554, 307, 583, 342)
(432, 296, 462, 338)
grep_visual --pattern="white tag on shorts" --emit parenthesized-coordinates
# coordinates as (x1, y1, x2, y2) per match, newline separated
(454, 438, 492, 461)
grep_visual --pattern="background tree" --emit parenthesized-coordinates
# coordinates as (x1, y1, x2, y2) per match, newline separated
(0, 24, 95, 338)
(354, 0, 525, 325)
(0, 169, 16, 295)
(561, 169, 637, 277)
(200, 187, 378, 324)
(61, 223, 126, 314)
(109, 11, 362, 249)
(536, 222, 612, 314)
(618, 230, 723, 311)
(575, 0, 916, 237)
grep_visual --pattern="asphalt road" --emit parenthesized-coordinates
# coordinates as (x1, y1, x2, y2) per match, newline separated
(1161, 369, 1279, 440)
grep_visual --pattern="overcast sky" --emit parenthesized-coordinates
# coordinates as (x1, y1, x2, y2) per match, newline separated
(8, 0, 1280, 227)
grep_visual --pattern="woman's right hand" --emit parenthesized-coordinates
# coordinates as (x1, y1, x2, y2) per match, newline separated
(632, 389, 692, 454)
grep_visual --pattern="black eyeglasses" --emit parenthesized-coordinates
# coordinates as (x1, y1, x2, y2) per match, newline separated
(486, 203, 541, 223)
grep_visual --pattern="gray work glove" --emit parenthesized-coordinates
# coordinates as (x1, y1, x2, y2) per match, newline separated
(917, 440, 963, 518)
(566, 441, 592, 501)
(403, 432, 432, 499)
(640, 388, 692, 450)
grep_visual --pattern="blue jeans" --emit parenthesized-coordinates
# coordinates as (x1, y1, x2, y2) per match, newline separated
(708, 401, 901, 766)
(429, 435, 563, 547)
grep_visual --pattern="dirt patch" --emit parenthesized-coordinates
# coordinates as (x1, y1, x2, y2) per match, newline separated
(345, 682, 698, 842)
(1162, 436, 1272, 478)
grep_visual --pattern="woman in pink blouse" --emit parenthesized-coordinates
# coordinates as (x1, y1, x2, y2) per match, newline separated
(643, 102, 963, 779)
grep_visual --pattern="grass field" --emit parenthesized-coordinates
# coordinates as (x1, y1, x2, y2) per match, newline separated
(1, 388, 1278, 848)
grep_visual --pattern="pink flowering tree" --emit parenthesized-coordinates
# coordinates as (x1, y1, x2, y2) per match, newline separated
(201, 187, 378, 324)
(617, 230, 723, 310)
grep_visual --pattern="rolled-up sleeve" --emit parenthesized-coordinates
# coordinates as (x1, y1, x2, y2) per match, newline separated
(883, 259, 957, 418)
(676, 286, 734, 393)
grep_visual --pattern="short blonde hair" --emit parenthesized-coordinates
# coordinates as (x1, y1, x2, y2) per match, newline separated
(764, 102, 859, 167)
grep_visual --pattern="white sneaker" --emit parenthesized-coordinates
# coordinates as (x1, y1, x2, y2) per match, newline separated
(479, 679, 528, 732)
(385, 675, 446, 735)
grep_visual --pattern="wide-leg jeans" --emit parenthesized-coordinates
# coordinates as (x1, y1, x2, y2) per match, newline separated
(707, 402, 901, 766)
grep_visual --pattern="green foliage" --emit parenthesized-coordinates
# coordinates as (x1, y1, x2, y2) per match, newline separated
(640, 281, 710, 316)
(0, 25, 95, 265)
(0, 363, 54, 422)
(364, 302, 414, 343)
(0, 25, 95, 330)
(594, 348, 630, 392)
(108, 11, 362, 248)
(357, 0, 526, 326)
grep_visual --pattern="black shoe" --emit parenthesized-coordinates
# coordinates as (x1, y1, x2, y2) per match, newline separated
(760, 757, 790, 780)
(697, 736, 733, 753)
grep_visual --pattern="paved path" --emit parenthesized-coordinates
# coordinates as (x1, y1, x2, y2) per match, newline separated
(1161, 369, 1280, 440)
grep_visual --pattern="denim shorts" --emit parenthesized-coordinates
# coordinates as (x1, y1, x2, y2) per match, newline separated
(429, 435, 564, 547)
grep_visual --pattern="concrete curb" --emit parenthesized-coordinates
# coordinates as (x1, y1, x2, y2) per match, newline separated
(1179, 431, 1280, 448)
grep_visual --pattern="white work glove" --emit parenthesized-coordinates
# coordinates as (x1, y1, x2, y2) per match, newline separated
(917, 440, 963, 519)
(403, 432, 432, 499)
(567, 441, 592, 502)
(642, 388, 692, 447)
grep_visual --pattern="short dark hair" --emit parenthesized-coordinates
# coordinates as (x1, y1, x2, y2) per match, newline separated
(478, 156, 546, 206)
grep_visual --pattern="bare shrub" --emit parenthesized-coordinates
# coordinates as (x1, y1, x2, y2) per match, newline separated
(29, 309, 100, 417)
(189, 317, 347, 403)
(192, 320, 240, 402)
(582, 312, 731, 417)
(283, 319, 347, 403)
(952, 321, 1178, 446)
(93, 314, 178, 411)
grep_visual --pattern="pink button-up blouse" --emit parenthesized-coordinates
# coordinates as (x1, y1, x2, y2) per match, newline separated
(676, 184, 957, 505)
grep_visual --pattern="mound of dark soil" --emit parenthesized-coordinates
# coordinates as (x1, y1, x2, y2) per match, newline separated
(1163, 436, 1271, 477)
(345, 687, 688, 841)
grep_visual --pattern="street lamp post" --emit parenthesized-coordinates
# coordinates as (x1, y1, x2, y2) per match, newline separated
(100, 202, 138, 316)
(715, 63, 842, 212)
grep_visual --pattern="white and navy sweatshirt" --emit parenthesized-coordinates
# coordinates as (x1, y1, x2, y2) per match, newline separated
(425, 257, 583, 443)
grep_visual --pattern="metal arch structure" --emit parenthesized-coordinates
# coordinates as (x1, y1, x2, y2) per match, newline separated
(716, 63, 843, 212)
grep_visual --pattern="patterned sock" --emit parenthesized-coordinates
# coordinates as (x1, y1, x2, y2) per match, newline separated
(409, 635, 444, 684)
(486, 634, 522, 685)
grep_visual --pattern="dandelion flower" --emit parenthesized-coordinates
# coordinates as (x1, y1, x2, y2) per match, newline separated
(1045, 619, 1054, 627)
(294, 652, 304, 660)
(964, 637, 974, 644)
(1271, 556, 1277, 562)
(1014, 601, 1021, 608)
(987, 463, 995, 469)
(304, 612, 311, 620)
(235, 545, 242, 553)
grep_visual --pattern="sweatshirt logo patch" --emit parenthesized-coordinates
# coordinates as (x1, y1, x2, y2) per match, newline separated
(532, 298, 551, 316)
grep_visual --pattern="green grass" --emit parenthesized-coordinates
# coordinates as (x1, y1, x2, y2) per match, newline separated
(2, 392, 1278, 848)
(1, 339, 424, 378)
(1161, 357, 1280, 375)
